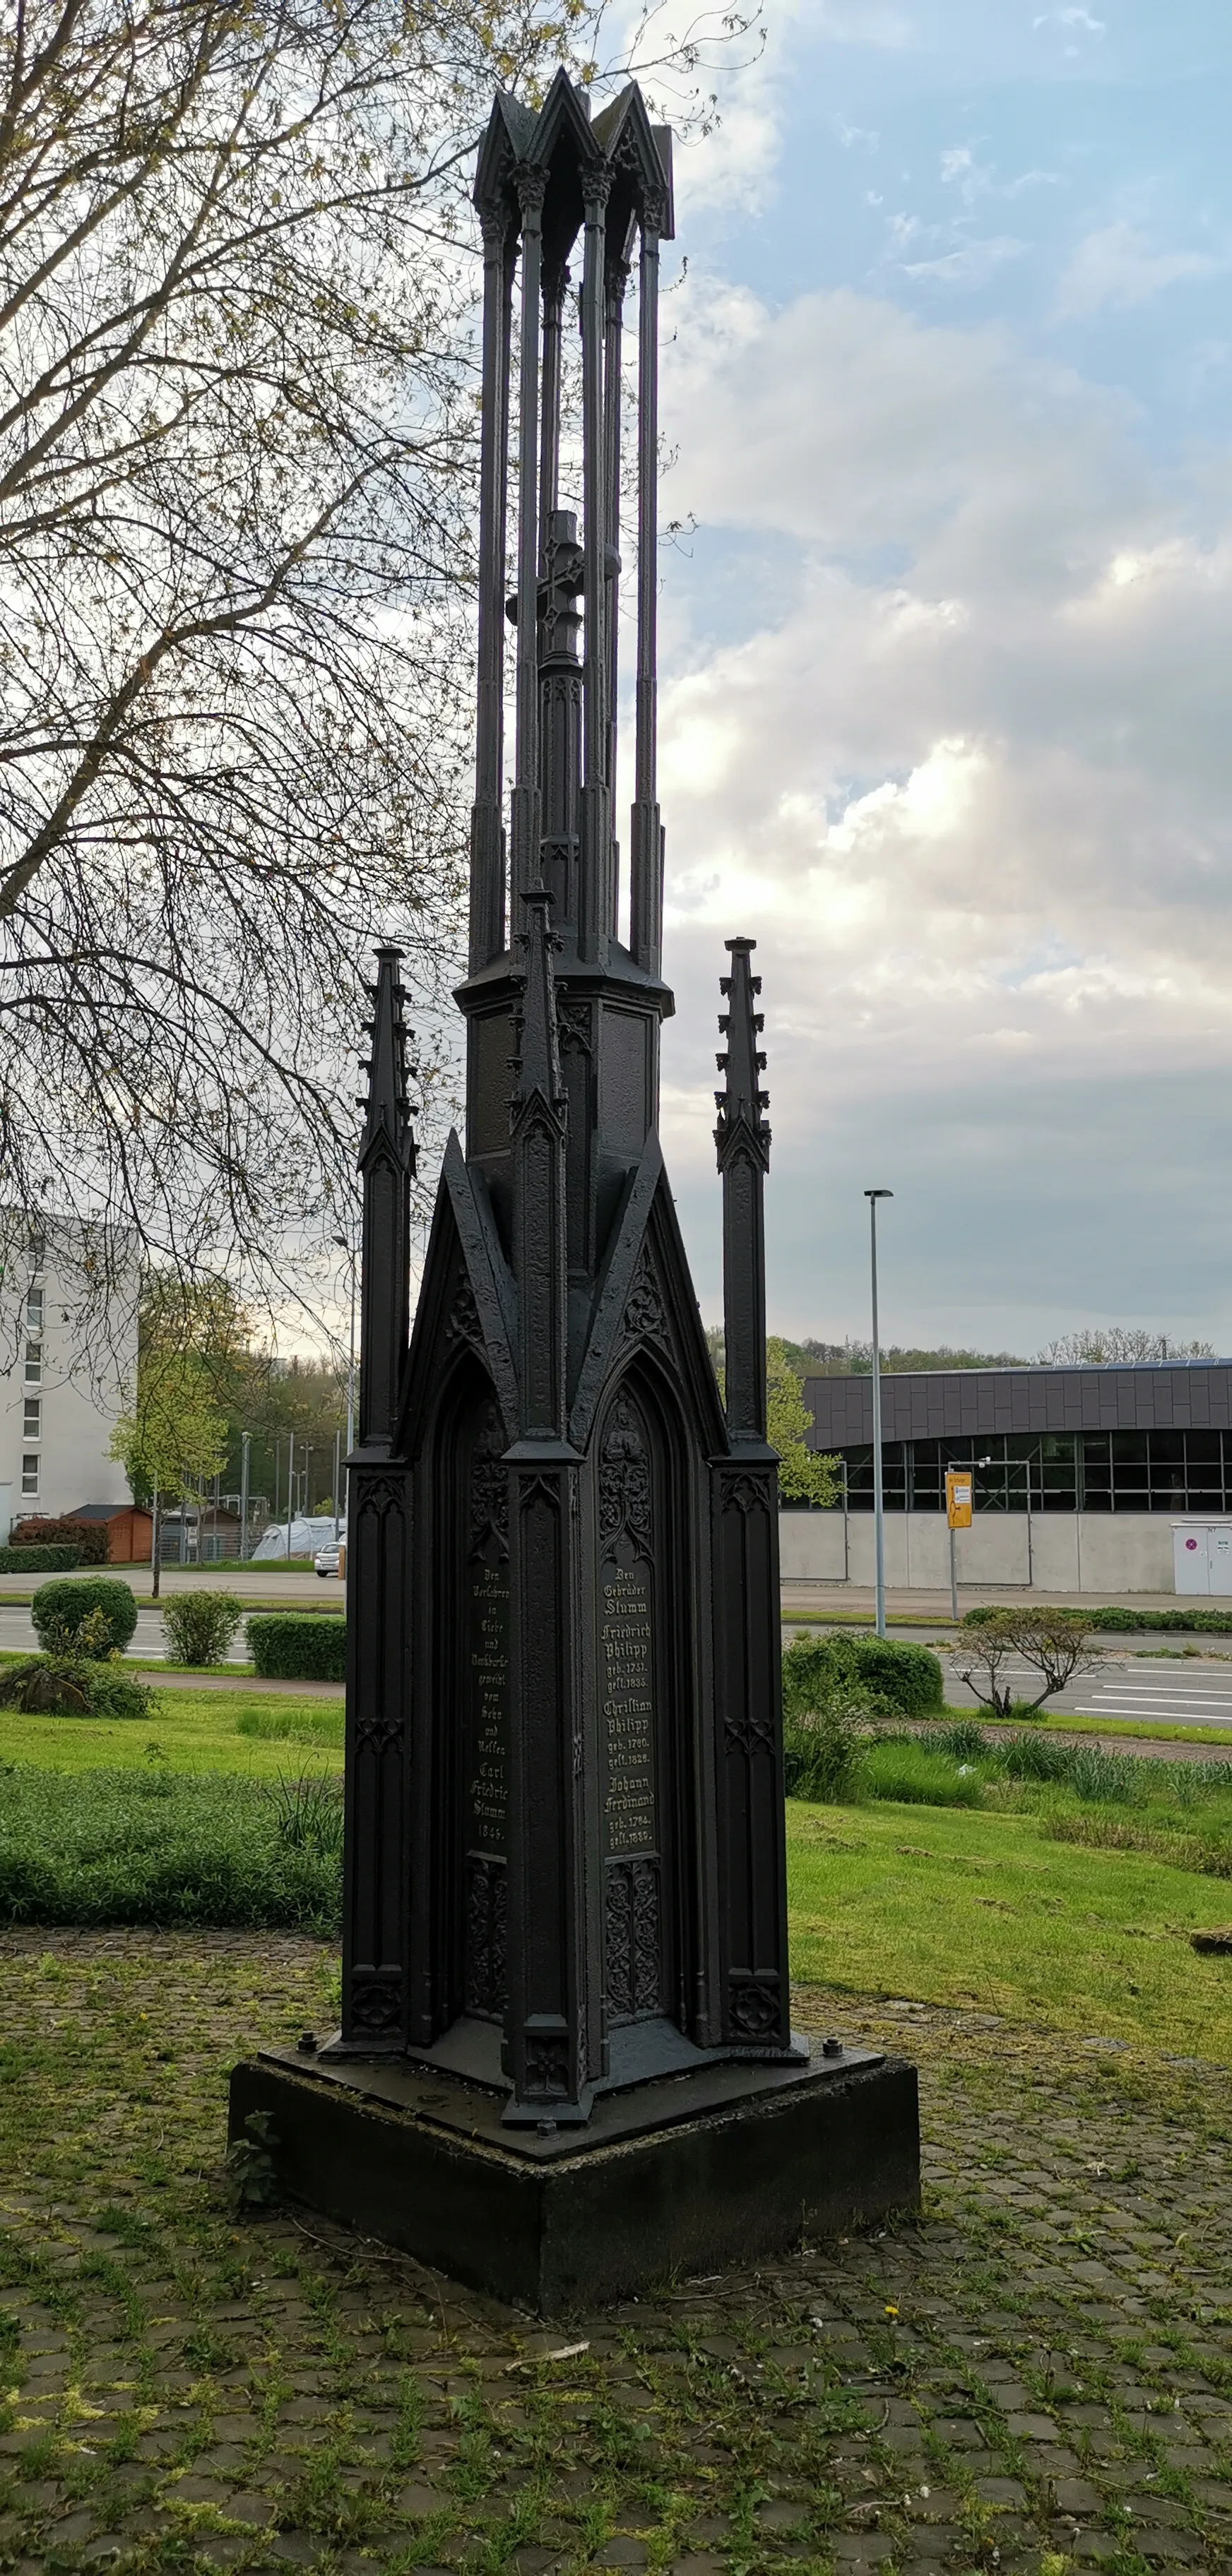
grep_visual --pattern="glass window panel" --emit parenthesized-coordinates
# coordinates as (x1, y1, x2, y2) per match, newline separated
(842, 1447, 873, 1508)
(22, 1400, 40, 1438)
(910, 1445, 944, 1510)
(23, 1342, 41, 1384)
(1147, 1433, 1185, 1467)
(20, 1455, 38, 1494)
(1110, 1433, 1149, 1465)
(1186, 1431, 1222, 1465)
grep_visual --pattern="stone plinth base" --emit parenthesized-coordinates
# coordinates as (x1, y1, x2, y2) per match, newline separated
(227, 2036, 920, 2312)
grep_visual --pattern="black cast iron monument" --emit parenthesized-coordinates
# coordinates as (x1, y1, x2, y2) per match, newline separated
(230, 71, 919, 2308)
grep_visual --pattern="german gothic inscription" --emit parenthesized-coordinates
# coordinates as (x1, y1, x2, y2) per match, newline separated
(464, 1396, 508, 2017)
(599, 1395, 661, 2020)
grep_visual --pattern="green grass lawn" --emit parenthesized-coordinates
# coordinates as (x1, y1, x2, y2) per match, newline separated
(786, 1791, 1232, 2063)
(4, 1692, 1232, 2070)
(0, 1686, 343, 1779)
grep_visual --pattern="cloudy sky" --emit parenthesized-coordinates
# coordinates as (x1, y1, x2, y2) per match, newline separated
(641, 0, 1232, 1355)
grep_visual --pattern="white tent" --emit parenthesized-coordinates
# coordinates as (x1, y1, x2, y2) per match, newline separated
(250, 1515, 344, 1561)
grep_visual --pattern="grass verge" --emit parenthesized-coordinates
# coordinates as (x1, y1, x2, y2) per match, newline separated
(786, 1792, 1232, 2059)
(940, 1701, 1232, 1748)
(0, 1688, 343, 1777)
(0, 1767, 340, 1928)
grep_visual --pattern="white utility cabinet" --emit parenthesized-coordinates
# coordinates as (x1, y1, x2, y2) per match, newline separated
(1173, 1521, 1232, 1594)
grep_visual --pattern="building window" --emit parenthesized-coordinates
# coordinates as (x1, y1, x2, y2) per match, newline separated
(24, 1287, 43, 1332)
(20, 1454, 39, 1496)
(23, 1398, 40, 1440)
(28, 1233, 45, 1274)
(832, 1425, 1232, 1515)
(23, 1340, 41, 1385)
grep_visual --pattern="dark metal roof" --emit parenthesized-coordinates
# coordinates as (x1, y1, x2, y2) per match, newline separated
(802, 1364, 1232, 1448)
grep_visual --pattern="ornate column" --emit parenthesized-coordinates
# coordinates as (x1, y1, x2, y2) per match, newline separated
(711, 938, 792, 2052)
(469, 208, 514, 972)
(629, 203, 663, 976)
(338, 948, 417, 2053)
(603, 246, 630, 934)
(538, 256, 567, 556)
(578, 164, 612, 965)
(504, 890, 588, 2118)
(510, 165, 546, 943)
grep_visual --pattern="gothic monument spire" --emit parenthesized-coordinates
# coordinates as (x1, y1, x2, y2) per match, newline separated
(232, 71, 920, 2307)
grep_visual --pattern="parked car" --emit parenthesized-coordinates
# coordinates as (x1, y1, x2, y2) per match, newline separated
(314, 1530, 345, 1580)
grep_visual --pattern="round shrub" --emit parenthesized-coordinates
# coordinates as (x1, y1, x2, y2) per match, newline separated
(782, 1630, 943, 1721)
(31, 1577, 138, 1658)
(160, 1591, 243, 1668)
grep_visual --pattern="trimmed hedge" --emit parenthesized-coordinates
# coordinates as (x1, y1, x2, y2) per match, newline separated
(783, 1629, 944, 1719)
(247, 1613, 346, 1681)
(11, 1515, 110, 1564)
(32, 1576, 138, 1657)
(0, 1545, 82, 1572)
(963, 1602, 1232, 1634)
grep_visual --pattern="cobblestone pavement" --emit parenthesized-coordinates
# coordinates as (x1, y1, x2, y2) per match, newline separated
(0, 1932, 1229, 2576)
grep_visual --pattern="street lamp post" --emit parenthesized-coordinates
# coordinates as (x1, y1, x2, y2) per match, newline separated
(239, 1430, 251, 1565)
(865, 1189, 894, 1640)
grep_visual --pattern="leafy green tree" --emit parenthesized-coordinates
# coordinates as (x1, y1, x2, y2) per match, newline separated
(707, 1332, 840, 1505)
(766, 1340, 840, 1505)
(109, 1348, 227, 1599)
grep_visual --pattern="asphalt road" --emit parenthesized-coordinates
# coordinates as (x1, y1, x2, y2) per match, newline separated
(0, 1604, 232, 1661)
(942, 1648, 1232, 1727)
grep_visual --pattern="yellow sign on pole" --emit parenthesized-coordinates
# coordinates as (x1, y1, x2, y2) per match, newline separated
(946, 1469, 973, 1530)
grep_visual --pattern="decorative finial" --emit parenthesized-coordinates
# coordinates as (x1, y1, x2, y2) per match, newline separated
(714, 936, 770, 1171)
(360, 946, 416, 1177)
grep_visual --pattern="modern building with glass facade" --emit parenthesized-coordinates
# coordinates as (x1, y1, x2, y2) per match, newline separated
(782, 1361, 1232, 1596)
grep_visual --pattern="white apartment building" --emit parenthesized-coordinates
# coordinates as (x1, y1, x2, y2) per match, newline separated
(0, 1220, 138, 1539)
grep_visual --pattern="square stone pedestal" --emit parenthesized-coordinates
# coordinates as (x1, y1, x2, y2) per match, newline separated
(228, 2034, 920, 2313)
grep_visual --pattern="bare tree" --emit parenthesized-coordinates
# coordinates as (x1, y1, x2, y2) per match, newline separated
(0, 0, 751, 1333)
(956, 1606, 1099, 1720)
(954, 1612, 1019, 1722)
(1038, 1328, 1214, 1364)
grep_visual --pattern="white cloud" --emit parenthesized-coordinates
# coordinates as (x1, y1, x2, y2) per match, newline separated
(1033, 6, 1105, 29)
(902, 235, 1029, 287)
(1056, 221, 1226, 318)
(654, 273, 1232, 1251)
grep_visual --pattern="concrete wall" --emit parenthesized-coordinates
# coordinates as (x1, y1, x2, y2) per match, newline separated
(780, 1509, 1176, 1594)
